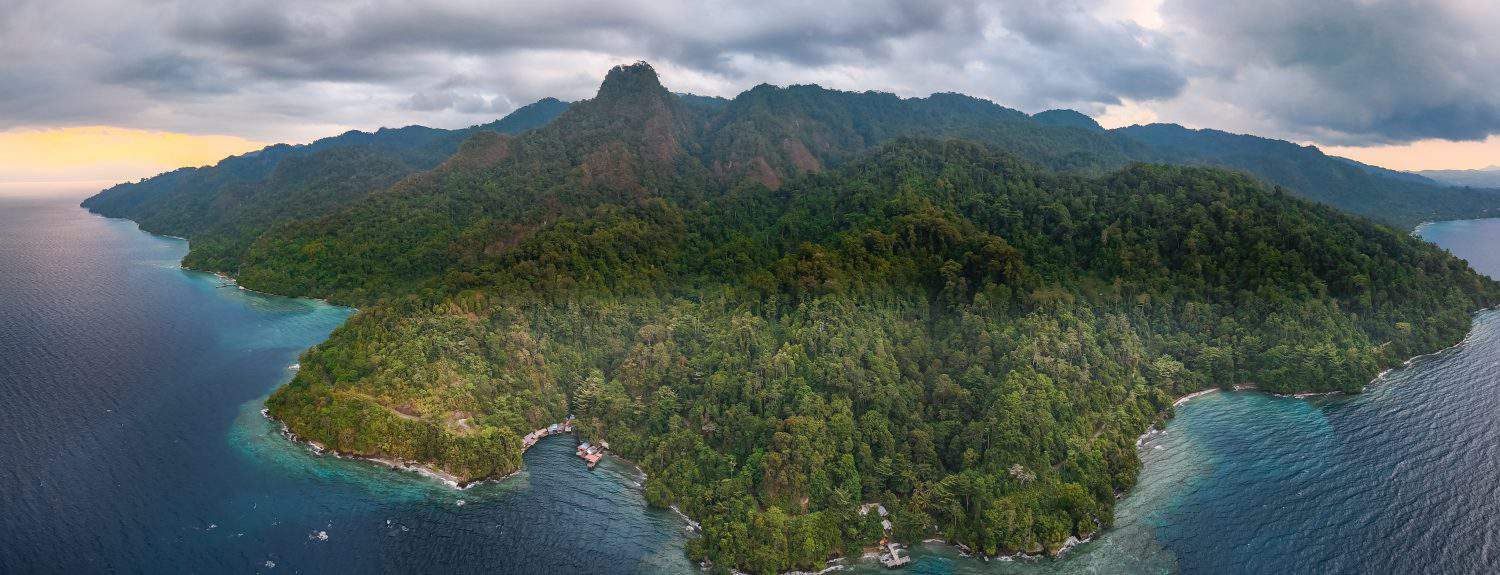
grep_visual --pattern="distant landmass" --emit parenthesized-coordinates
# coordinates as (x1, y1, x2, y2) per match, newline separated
(82, 62, 1500, 574)
(1417, 166, 1500, 189)
(82, 97, 569, 272)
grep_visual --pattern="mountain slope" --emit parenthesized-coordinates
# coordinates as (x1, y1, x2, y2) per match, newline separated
(1114, 123, 1500, 228)
(81, 97, 570, 271)
(1418, 166, 1500, 188)
(227, 64, 1158, 304)
(1032, 109, 1105, 132)
(83, 62, 1500, 574)
(85, 68, 1500, 295)
(266, 136, 1497, 573)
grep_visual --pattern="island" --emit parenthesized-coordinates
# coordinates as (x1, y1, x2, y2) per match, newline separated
(84, 62, 1500, 574)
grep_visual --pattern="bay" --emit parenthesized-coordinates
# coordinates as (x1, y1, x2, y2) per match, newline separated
(0, 191, 694, 574)
(851, 218, 1500, 574)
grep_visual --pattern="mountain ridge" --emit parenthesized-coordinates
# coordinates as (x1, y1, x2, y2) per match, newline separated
(1418, 166, 1500, 188)
(81, 97, 570, 271)
(82, 62, 1500, 574)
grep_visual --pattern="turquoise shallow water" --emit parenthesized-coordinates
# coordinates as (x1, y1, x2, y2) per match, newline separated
(837, 219, 1500, 574)
(6, 189, 1500, 574)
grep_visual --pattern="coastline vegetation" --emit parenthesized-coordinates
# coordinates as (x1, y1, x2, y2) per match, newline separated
(88, 63, 1500, 574)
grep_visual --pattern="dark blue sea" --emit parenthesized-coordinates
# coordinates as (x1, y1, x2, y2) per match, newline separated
(6, 189, 1500, 574)
(0, 190, 694, 574)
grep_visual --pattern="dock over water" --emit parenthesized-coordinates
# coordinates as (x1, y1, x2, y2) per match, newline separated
(520, 417, 611, 470)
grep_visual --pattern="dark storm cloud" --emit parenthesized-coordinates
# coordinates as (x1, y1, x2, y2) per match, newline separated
(2, 0, 1188, 141)
(1161, 0, 1500, 144)
(174, 7, 297, 50)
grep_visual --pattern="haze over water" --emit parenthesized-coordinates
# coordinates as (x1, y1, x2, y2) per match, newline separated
(5, 191, 1500, 574)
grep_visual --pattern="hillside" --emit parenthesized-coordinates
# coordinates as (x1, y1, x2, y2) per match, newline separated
(85, 78, 1500, 296)
(1418, 166, 1500, 189)
(168, 64, 1492, 573)
(81, 97, 569, 271)
(83, 68, 1500, 295)
(1113, 123, 1500, 229)
(264, 133, 1496, 572)
(224, 64, 1165, 304)
(80, 62, 1500, 573)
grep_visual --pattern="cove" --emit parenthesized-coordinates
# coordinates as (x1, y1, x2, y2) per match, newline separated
(835, 219, 1500, 574)
(0, 192, 695, 574)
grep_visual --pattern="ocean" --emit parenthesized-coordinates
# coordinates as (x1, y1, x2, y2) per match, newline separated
(0, 191, 694, 574)
(4, 190, 1500, 574)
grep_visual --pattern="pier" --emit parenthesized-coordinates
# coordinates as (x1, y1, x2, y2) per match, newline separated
(521, 417, 575, 451)
(520, 416, 610, 470)
(576, 439, 608, 469)
(859, 503, 910, 568)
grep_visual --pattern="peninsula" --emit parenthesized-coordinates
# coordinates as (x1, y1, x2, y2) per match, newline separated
(84, 63, 1500, 574)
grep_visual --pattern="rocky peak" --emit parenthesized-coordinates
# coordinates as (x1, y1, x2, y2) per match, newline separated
(595, 61, 669, 103)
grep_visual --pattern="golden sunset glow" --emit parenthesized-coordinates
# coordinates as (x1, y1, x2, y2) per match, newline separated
(0, 126, 269, 184)
(1321, 137, 1500, 172)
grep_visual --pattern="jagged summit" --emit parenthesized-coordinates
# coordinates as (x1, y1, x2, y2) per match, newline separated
(595, 61, 669, 101)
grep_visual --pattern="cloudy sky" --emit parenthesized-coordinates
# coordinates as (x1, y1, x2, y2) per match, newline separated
(4, 0, 1499, 184)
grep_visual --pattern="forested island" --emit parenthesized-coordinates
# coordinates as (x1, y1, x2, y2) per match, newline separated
(85, 63, 1500, 573)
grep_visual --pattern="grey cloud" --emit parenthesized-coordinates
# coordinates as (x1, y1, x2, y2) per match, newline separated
(105, 53, 233, 95)
(404, 90, 458, 112)
(1160, 0, 1500, 144)
(404, 89, 490, 113)
(174, 7, 298, 49)
(2, 0, 1190, 141)
(993, 0, 1185, 104)
(453, 95, 491, 114)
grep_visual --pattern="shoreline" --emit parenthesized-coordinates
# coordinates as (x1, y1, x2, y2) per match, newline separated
(260, 305, 1496, 572)
(776, 308, 1500, 572)
(208, 271, 341, 307)
(1154, 324, 1483, 423)
(101, 207, 1497, 573)
(86, 210, 344, 308)
(1410, 217, 1500, 238)
(260, 407, 519, 490)
(1134, 304, 1490, 450)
